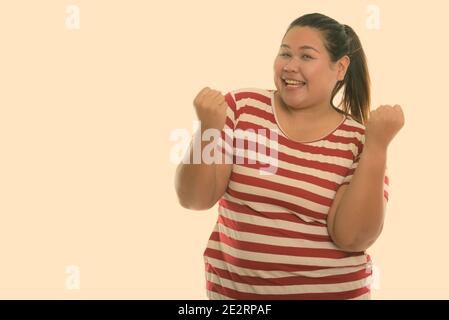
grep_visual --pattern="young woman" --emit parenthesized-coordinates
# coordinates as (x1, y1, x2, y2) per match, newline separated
(175, 13, 404, 300)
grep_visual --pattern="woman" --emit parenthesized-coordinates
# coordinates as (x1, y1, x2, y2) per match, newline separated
(175, 12, 404, 300)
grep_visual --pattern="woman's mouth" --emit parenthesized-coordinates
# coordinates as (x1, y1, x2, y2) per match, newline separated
(282, 78, 307, 88)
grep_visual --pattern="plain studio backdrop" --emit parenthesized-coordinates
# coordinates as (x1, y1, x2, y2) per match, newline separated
(0, 0, 447, 299)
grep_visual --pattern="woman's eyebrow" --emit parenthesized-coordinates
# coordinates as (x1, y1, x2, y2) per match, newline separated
(280, 44, 320, 53)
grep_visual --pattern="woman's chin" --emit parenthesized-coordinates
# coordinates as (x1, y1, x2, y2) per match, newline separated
(280, 95, 306, 109)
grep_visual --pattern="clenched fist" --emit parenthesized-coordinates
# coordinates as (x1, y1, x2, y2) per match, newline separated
(364, 104, 405, 150)
(193, 87, 229, 131)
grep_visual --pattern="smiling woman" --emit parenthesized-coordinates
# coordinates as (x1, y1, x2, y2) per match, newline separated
(175, 12, 403, 300)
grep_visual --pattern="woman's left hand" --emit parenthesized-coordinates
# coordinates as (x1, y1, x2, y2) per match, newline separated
(364, 104, 405, 151)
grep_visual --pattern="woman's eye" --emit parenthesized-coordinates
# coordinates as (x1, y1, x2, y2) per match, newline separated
(279, 53, 312, 60)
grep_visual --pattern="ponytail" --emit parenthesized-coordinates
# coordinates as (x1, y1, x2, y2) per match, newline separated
(332, 24, 371, 125)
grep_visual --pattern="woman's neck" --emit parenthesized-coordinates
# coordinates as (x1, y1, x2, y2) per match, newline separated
(274, 91, 340, 125)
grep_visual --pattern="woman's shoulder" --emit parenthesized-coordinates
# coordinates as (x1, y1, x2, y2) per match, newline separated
(340, 115, 366, 146)
(343, 114, 366, 132)
(227, 87, 273, 101)
(225, 88, 274, 113)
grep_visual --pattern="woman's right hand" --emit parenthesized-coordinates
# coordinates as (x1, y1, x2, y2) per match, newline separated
(193, 87, 229, 131)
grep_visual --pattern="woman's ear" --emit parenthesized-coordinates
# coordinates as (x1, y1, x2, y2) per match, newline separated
(337, 55, 350, 81)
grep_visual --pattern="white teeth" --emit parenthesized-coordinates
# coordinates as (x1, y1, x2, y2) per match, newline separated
(284, 79, 305, 85)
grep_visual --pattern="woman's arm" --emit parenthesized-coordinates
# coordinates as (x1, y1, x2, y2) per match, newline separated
(175, 87, 233, 211)
(175, 129, 232, 210)
(327, 144, 387, 252)
(327, 104, 404, 252)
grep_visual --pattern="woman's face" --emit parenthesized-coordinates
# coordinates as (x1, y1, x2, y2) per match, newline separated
(273, 26, 349, 111)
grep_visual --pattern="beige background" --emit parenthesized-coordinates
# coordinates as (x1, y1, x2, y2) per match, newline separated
(0, 0, 447, 299)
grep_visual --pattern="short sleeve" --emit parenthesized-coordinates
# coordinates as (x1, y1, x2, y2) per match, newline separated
(215, 91, 238, 164)
(223, 91, 237, 130)
(341, 154, 361, 186)
(341, 155, 390, 202)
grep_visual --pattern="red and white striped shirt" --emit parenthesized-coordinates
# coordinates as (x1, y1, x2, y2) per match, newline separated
(203, 88, 389, 300)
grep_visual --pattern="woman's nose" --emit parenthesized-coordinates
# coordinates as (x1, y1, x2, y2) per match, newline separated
(283, 58, 300, 72)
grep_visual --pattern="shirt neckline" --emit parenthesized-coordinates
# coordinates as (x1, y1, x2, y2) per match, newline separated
(269, 89, 347, 144)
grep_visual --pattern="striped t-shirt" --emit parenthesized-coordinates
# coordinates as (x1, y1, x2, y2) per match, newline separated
(203, 88, 389, 300)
